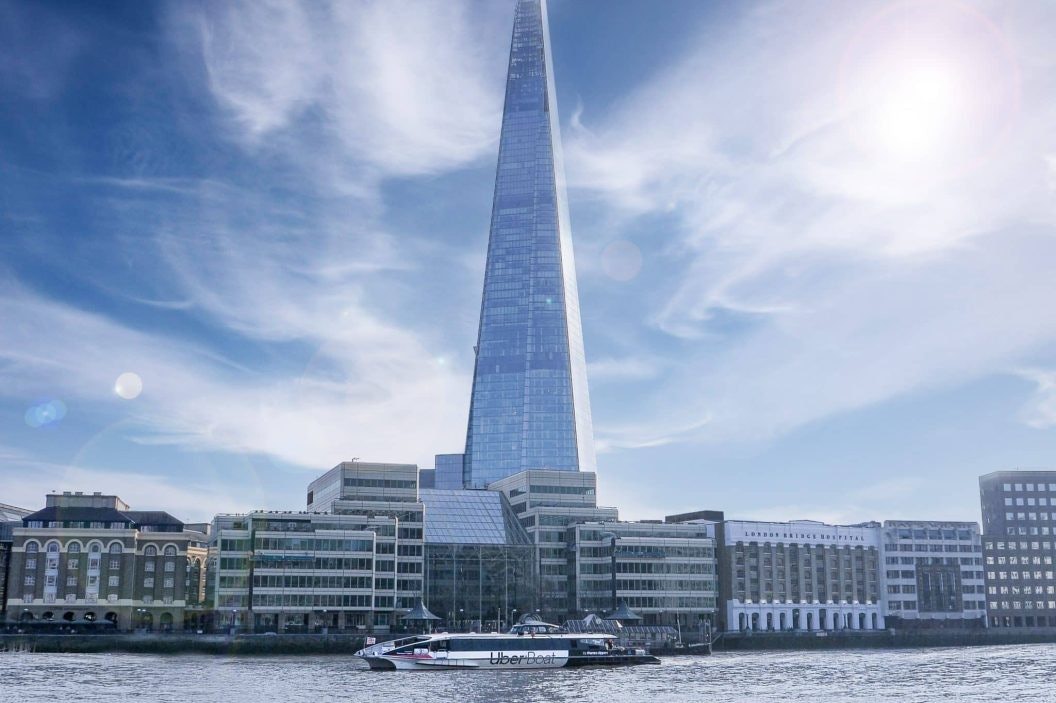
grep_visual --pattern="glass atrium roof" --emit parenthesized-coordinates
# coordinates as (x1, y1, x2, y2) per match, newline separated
(419, 489, 532, 546)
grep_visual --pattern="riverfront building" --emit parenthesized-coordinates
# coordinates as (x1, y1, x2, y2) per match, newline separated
(568, 520, 719, 631)
(208, 510, 384, 633)
(1, 503, 32, 618)
(879, 520, 986, 627)
(5, 492, 206, 631)
(721, 520, 883, 632)
(462, 0, 595, 488)
(418, 489, 537, 631)
(979, 470, 1056, 628)
(488, 469, 617, 620)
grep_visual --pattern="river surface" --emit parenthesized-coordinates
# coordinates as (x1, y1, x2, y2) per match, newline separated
(2, 645, 1053, 702)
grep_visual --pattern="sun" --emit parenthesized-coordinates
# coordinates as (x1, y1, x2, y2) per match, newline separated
(839, 1, 1019, 176)
(867, 61, 964, 161)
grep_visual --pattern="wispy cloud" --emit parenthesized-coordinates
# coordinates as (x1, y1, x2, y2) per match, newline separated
(173, 0, 510, 183)
(566, 0, 1056, 445)
(1016, 368, 1056, 429)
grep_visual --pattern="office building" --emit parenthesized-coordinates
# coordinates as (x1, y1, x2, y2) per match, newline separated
(306, 461, 425, 626)
(879, 520, 986, 627)
(463, 0, 595, 488)
(489, 469, 617, 620)
(568, 521, 719, 630)
(6, 492, 204, 631)
(419, 489, 537, 630)
(722, 520, 883, 632)
(209, 510, 388, 633)
(979, 470, 1056, 627)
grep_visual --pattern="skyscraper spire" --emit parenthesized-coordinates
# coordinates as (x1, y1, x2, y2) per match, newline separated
(463, 0, 595, 488)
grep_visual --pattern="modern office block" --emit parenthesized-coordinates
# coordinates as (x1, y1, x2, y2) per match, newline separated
(979, 470, 1056, 627)
(463, 0, 595, 488)
(568, 521, 718, 629)
(418, 489, 537, 630)
(209, 511, 388, 633)
(880, 520, 986, 627)
(306, 461, 425, 626)
(489, 469, 617, 620)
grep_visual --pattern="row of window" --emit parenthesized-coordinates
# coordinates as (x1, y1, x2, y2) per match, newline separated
(23, 542, 176, 556)
(986, 571, 1056, 581)
(1000, 483, 1056, 492)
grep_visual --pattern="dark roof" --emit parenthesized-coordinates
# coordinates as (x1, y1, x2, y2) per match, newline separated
(22, 507, 184, 530)
(123, 511, 184, 528)
(23, 506, 132, 526)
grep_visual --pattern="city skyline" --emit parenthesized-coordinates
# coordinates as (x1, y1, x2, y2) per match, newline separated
(3, 0, 1056, 524)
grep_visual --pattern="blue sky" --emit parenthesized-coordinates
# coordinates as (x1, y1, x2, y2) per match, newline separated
(2, 0, 1055, 524)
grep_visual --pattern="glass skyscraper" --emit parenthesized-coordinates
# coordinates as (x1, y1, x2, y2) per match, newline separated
(463, 0, 596, 489)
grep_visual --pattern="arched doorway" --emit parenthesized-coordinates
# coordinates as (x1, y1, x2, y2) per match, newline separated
(20, 612, 35, 622)
(105, 612, 119, 626)
(160, 613, 174, 632)
(84, 612, 97, 623)
(858, 613, 866, 629)
(63, 612, 75, 622)
(806, 612, 814, 630)
(739, 613, 747, 631)
(41, 611, 55, 621)
(140, 611, 154, 631)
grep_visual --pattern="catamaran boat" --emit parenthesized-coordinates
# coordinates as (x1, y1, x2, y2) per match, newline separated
(355, 622, 661, 671)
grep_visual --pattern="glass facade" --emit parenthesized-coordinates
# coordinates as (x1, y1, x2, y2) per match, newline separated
(419, 489, 537, 629)
(464, 0, 595, 489)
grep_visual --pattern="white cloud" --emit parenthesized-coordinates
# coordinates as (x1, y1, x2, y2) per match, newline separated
(565, 0, 1056, 444)
(0, 277, 468, 473)
(177, 0, 510, 180)
(1017, 369, 1056, 429)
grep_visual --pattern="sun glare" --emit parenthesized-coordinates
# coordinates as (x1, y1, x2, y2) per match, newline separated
(839, 1, 1019, 178)
(869, 62, 963, 160)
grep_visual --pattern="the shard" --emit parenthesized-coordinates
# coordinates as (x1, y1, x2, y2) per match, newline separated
(463, 0, 595, 488)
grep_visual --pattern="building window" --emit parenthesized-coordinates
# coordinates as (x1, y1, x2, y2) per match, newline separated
(24, 575, 35, 586)
(144, 578, 154, 587)
(145, 562, 155, 572)
(110, 558, 120, 570)
(26, 558, 36, 569)
(109, 543, 123, 554)
(66, 577, 77, 587)
(67, 559, 78, 570)
(68, 543, 81, 554)
(144, 545, 157, 557)
(108, 576, 119, 587)
(164, 562, 175, 572)
(163, 545, 177, 557)
(163, 577, 174, 588)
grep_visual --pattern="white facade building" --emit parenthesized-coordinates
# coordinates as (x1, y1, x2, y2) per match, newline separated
(724, 520, 884, 632)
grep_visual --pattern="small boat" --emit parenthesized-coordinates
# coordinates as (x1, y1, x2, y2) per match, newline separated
(355, 622, 661, 671)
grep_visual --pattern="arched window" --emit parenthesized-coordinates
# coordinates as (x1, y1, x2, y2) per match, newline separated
(163, 545, 176, 557)
(144, 545, 157, 557)
(47, 542, 60, 554)
(68, 543, 81, 554)
(109, 543, 122, 554)
(89, 542, 101, 553)
(26, 542, 39, 554)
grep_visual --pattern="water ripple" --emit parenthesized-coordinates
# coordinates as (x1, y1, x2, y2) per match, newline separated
(1, 645, 1053, 703)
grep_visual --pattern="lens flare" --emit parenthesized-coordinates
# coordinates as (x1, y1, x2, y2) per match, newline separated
(114, 372, 144, 400)
(601, 240, 643, 282)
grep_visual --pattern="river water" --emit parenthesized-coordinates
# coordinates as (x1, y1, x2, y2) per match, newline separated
(2, 645, 1053, 702)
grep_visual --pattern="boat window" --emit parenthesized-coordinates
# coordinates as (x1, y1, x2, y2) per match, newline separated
(429, 640, 449, 652)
